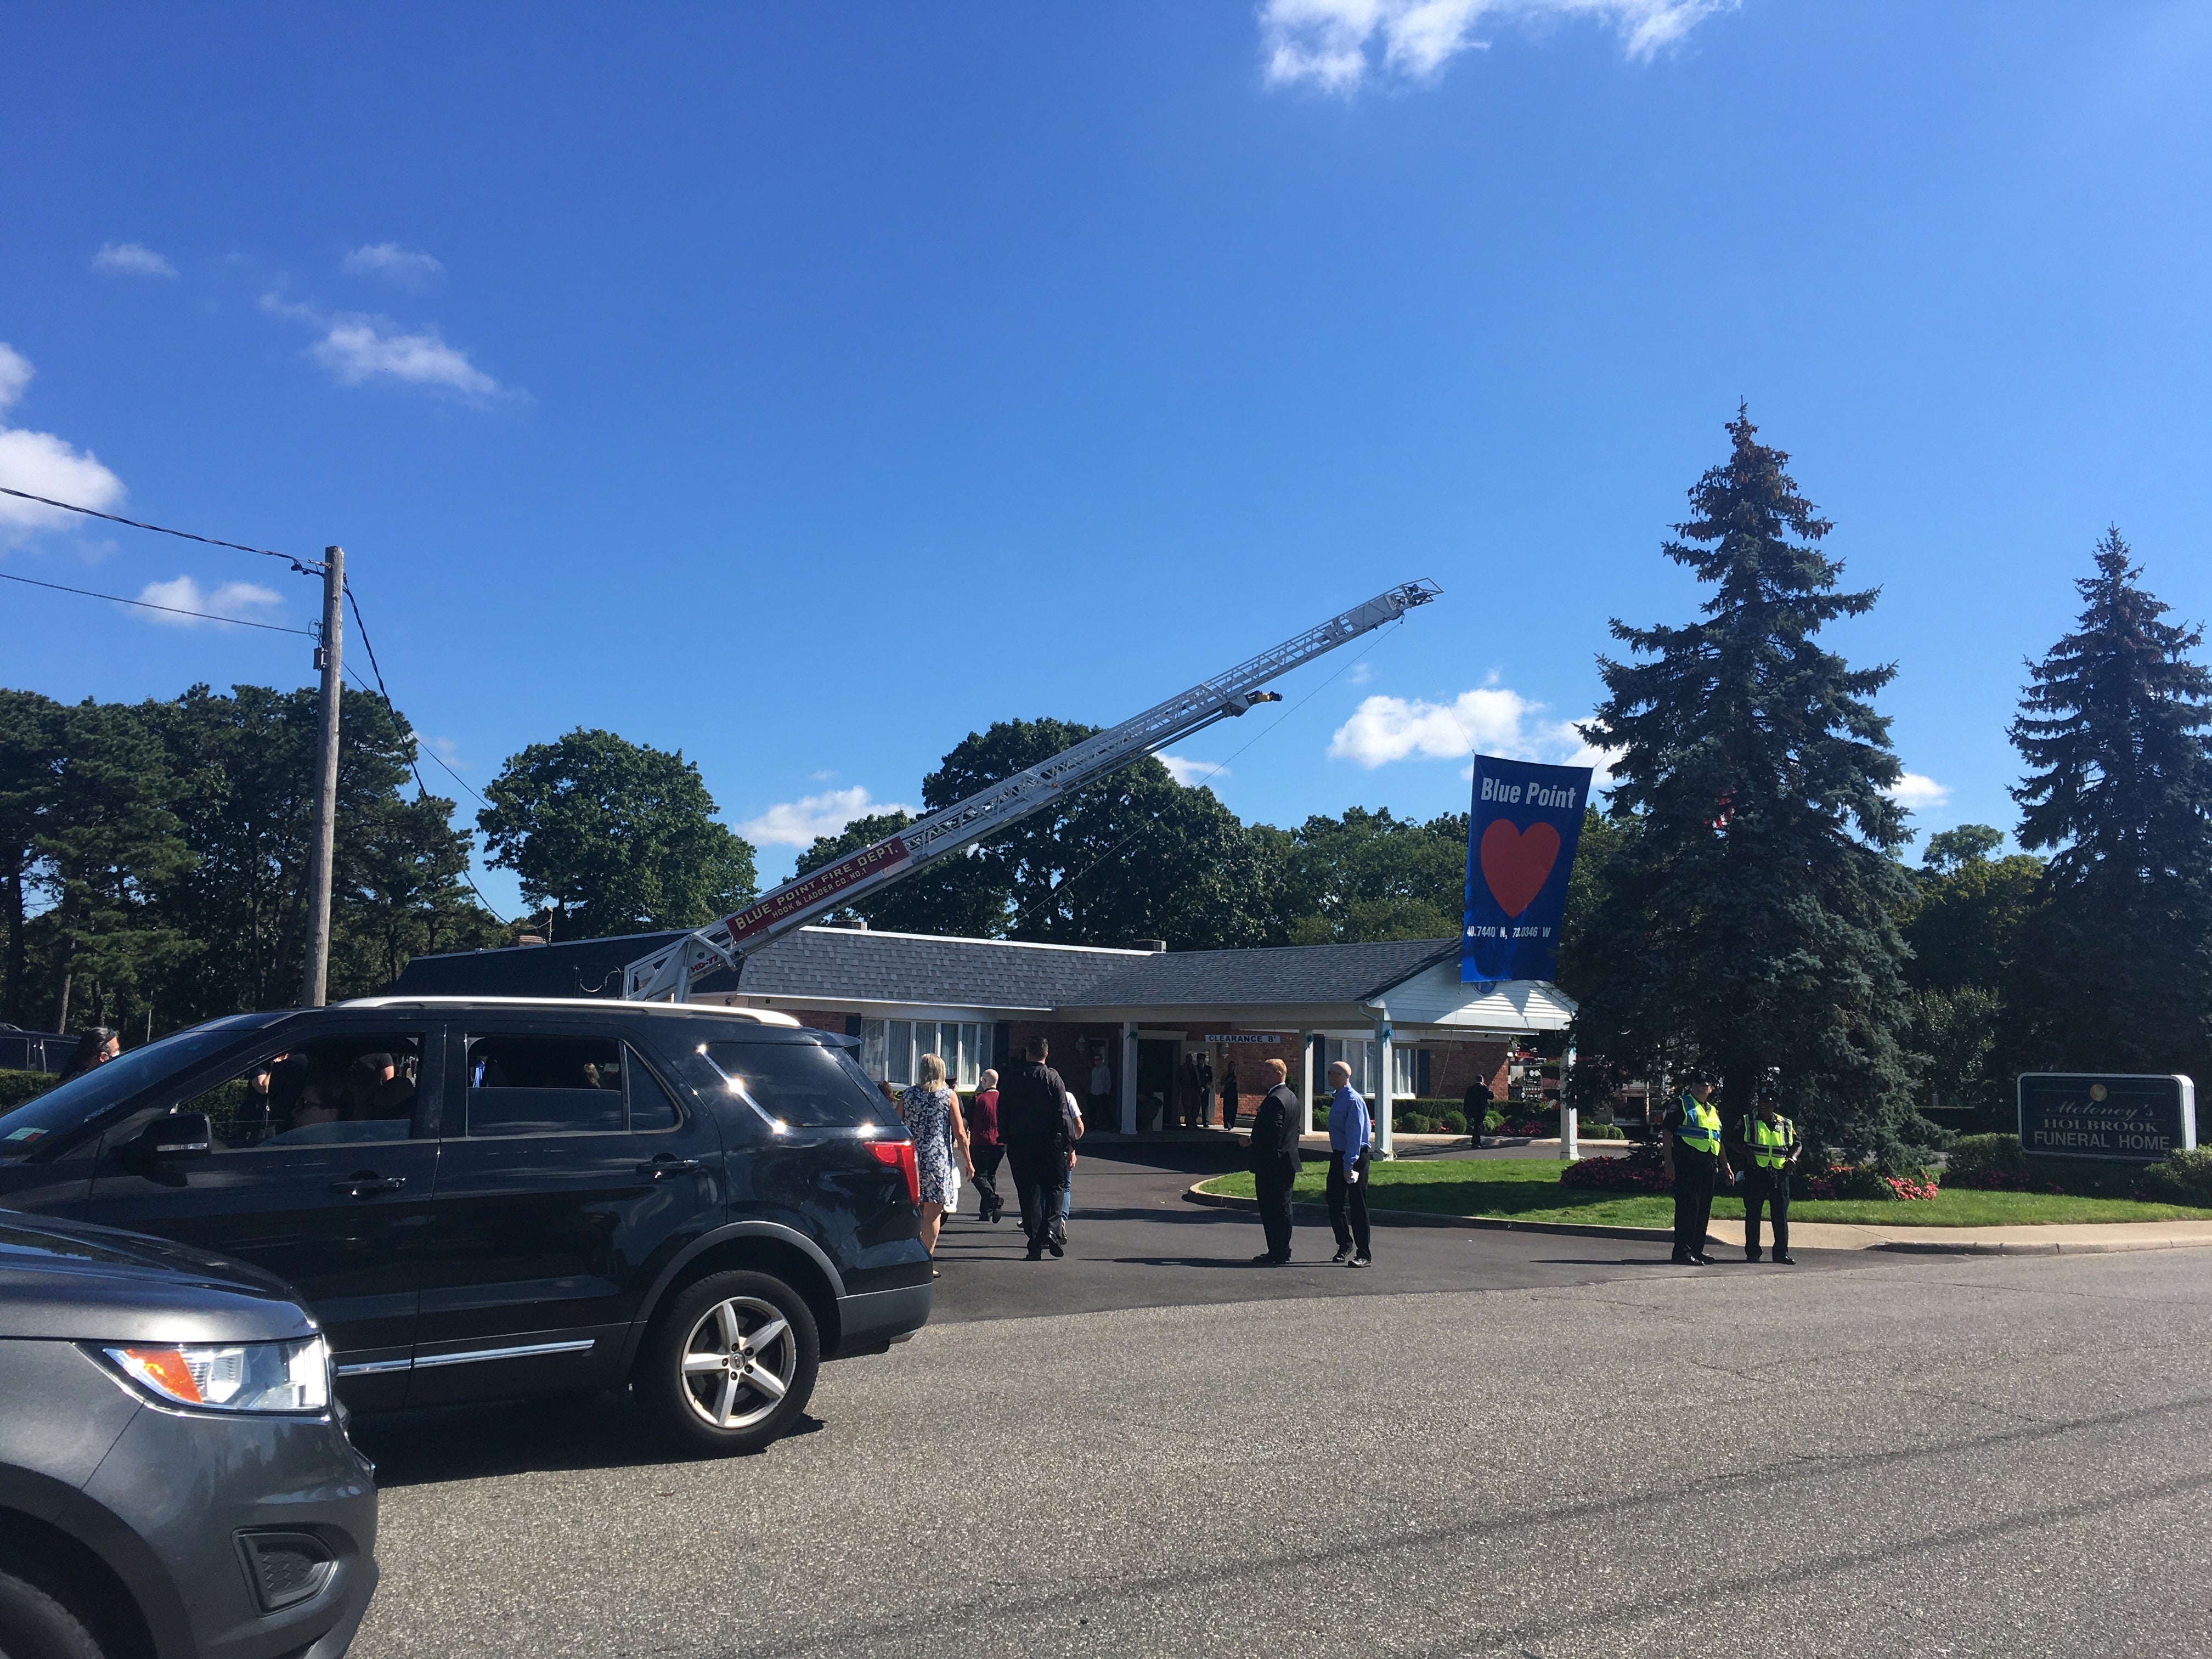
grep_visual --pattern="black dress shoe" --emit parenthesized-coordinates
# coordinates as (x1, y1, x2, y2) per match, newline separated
(1025, 1246, 1043, 1261)
(1745, 1253, 1762, 1263)
(1331, 1246, 1354, 1264)
(1691, 1254, 1716, 1265)
(1046, 1237, 1065, 1258)
(1347, 1254, 1372, 1268)
(1252, 1252, 1278, 1263)
(1774, 1254, 1798, 1265)
(1671, 1253, 1699, 1265)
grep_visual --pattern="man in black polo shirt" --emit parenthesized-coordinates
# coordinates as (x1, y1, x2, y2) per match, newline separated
(999, 1036, 1073, 1261)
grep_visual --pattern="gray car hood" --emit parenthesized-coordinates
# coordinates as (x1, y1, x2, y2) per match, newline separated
(0, 1215, 319, 1345)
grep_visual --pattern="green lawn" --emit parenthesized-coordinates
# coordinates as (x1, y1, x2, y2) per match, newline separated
(1200, 1158, 2212, 1229)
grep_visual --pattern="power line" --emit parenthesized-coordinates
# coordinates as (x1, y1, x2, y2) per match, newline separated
(0, 568, 319, 635)
(0, 486, 318, 573)
(338, 599, 510, 925)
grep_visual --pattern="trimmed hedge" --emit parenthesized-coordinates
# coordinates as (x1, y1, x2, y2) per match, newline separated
(2134, 1149, 2212, 1207)
(0, 1069, 58, 1111)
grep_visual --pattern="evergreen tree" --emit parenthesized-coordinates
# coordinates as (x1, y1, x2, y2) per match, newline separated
(0, 690, 64, 1025)
(2004, 529, 2212, 1085)
(1570, 410, 1925, 1158)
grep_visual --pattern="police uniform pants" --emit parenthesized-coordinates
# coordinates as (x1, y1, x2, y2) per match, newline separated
(1006, 1139, 1068, 1250)
(1254, 1157, 1298, 1259)
(1671, 1150, 1717, 1259)
(1327, 1149, 1372, 1258)
(1743, 1168, 1790, 1260)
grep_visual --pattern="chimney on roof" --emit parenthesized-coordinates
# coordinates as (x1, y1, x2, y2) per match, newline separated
(1128, 938, 1167, 953)
(515, 934, 548, 947)
(825, 917, 868, 930)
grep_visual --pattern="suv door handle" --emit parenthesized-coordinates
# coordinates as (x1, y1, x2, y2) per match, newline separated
(635, 1156, 706, 1179)
(328, 1174, 407, 1198)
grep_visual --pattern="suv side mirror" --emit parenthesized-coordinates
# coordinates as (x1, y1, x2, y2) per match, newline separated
(141, 1111, 213, 1160)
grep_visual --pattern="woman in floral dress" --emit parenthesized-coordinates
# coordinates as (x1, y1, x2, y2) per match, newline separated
(899, 1052, 971, 1259)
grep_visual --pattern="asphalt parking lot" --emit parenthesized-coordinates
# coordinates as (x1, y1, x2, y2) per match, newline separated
(348, 1149, 2212, 1658)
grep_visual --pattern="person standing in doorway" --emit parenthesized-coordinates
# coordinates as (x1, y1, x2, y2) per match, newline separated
(1087, 1049, 1114, 1128)
(967, 1069, 1004, 1224)
(1249, 1057, 1302, 1263)
(1220, 1063, 1241, 1133)
(1000, 1037, 1073, 1261)
(1325, 1060, 1373, 1267)
(1662, 1071, 1731, 1266)
(1733, 1083, 1801, 1265)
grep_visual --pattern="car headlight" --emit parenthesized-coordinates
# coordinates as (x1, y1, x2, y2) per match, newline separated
(100, 1335, 331, 1414)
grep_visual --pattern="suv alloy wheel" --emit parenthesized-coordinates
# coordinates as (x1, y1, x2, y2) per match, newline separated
(641, 1269, 820, 1455)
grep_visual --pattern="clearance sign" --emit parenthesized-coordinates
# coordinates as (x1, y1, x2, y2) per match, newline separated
(1461, 755, 1592, 985)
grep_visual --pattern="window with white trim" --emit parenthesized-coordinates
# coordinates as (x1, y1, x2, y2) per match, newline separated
(859, 1019, 991, 1089)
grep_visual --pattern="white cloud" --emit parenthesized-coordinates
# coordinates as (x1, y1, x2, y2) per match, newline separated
(1346, 662, 1374, 685)
(1885, 772, 1950, 809)
(1329, 680, 1609, 778)
(341, 243, 445, 287)
(261, 294, 505, 401)
(1159, 754, 1230, 787)
(91, 242, 178, 278)
(737, 786, 917, 849)
(134, 575, 284, 629)
(312, 315, 501, 399)
(0, 343, 128, 544)
(1260, 0, 1736, 91)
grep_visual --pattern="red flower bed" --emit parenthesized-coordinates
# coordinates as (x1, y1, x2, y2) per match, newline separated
(1559, 1156, 1668, 1192)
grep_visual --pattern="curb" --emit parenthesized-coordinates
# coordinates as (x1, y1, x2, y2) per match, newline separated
(1182, 1182, 1675, 1244)
(1182, 1182, 2212, 1256)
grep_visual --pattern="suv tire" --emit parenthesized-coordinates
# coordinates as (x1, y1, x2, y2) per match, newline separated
(640, 1269, 820, 1456)
(0, 1557, 109, 1659)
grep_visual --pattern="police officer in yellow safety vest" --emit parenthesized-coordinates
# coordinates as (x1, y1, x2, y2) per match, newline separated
(1733, 1084, 1802, 1265)
(1662, 1071, 1732, 1265)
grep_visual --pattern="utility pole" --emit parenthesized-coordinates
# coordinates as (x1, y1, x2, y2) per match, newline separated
(300, 545, 343, 1008)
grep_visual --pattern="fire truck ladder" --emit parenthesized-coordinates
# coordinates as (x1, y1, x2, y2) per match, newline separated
(622, 578, 1442, 1001)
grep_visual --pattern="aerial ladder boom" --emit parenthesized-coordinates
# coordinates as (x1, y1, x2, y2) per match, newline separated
(622, 578, 1442, 1001)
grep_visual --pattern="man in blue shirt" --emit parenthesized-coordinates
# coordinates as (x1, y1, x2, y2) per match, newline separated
(1325, 1060, 1373, 1267)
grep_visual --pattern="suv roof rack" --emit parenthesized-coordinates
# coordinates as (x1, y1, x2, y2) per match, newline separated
(336, 996, 803, 1027)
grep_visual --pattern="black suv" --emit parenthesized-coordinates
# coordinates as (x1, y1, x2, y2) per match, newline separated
(0, 998, 932, 1454)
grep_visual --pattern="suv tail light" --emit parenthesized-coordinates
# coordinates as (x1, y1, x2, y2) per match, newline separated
(867, 1139, 920, 1206)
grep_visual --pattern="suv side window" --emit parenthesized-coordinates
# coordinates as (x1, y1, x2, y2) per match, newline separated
(464, 1035, 682, 1137)
(179, 1031, 428, 1150)
(626, 1045, 682, 1132)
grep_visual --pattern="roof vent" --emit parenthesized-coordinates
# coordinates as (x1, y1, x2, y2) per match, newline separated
(1128, 938, 1167, 953)
(515, 934, 548, 947)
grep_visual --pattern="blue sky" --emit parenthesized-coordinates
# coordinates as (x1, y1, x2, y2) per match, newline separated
(4, 1, 2209, 914)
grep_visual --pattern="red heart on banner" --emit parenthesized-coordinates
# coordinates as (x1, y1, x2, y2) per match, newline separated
(1480, 820, 1561, 919)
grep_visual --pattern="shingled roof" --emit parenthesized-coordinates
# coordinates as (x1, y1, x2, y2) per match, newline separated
(390, 927, 1469, 1013)
(1058, 938, 1459, 1011)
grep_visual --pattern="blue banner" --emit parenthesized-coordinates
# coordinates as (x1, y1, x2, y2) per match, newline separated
(1462, 755, 1593, 984)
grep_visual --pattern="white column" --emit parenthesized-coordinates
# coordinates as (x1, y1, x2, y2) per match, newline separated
(1120, 1022, 1138, 1135)
(1375, 1017, 1395, 1159)
(1299, 1030, 1314, 1138)
(1559, 1039, 1577, 1160)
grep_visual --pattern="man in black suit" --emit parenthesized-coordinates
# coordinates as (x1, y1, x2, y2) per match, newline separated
(1248, 1057, 1304, 1264)
(998, 1036, 1074, 1261)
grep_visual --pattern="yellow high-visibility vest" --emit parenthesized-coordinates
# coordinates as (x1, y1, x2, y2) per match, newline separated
(1674, 1097, 1721, 1155)
(1741, 1113, 1794, 1170)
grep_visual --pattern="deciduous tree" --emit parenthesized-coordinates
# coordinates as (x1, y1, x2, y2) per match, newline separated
(479, 728, 757, 940)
